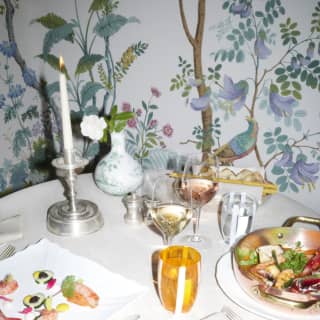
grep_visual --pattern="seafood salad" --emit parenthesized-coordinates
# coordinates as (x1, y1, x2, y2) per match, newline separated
(235, 242, 320, 307)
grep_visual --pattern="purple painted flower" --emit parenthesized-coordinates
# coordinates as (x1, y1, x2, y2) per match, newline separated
(32, 122, 43, 137)
(306, 42, 315, 59)
(22, 67, 37, 87)
(290, 159, 319, 186)
(290, 57, 299, 70)
(230, 3, 252, 18)
(218, 75, 248, 111)
(127, 118, 137, 128)
(254, 37, 272, 59)
(0, 94, 5, 108)
(275, 152, 294, 167)
(136, 108, 142, 117)
(149, 119, 158, 128)
(269, 92, 295, 117)
(188, 78, 202, 87)
(8, 84, 25, 99)
(151, 87, 161, 98)
(0, 41, 16, 57)
(190, 93, 210, 111)
(122, 102, 132, 112)
(162, 124, 173, 137)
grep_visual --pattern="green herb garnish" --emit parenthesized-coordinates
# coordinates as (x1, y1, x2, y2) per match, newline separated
(279, 249, 308, 274)
(61, 275, 76, 298)
(236, 247, 258, 266)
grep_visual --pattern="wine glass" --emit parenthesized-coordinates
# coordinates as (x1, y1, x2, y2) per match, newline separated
(149, 175, 193, 246)
(180, 153, 219, 249)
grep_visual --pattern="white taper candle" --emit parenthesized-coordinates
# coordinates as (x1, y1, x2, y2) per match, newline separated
(59, 56, 73, 163)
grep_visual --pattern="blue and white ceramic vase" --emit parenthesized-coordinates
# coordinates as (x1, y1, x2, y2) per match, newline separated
(94, 132, 143, 196)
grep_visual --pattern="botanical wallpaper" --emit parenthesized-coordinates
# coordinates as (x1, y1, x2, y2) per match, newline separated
(0, 0, 319, 210)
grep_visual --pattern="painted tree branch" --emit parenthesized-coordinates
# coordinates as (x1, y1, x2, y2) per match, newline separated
(178, 0, 213, 153)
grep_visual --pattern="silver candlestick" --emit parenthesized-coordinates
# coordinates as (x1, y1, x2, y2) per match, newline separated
(47, 150, 104, 236)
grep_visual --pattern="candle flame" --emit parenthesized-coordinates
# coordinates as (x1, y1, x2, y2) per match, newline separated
(59, 56, 65, 71)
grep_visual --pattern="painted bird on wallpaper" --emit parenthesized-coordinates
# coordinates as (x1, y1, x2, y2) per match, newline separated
(213, 117, 258, 164)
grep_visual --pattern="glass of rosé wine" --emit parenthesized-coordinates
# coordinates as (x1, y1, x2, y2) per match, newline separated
(179, 153, 219, 249)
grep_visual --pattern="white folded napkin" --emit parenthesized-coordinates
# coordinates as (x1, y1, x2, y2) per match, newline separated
(0, 215, 23, 244)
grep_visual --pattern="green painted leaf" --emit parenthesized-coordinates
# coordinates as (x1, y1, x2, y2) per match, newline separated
(94, 14, 129, 38)
(227, 34, 235, 41)
(275, 67, 285, 75)
(228, 50, 235, 61)
(264, 131, 272, 137)
(293, 90, 302, 100)
(37, 54, 70, 79)
(276, 175, 287, 185)
(272, 166, 284, 175)
(255, 11, 264, 17)
(276, 134, 288, 142)
(10, 161, 28, 190)
(80, 82, 104, 108)
(293, 118, 302, 131)
(276, 75, 288, 83)
(236, 50, 245, 63)
(264, 138, 275, 144)
(274, 127, 281, 136)
(294, 110, 307, 117)
(280, 81, 290, 90)
(308, 60, 319, 68)
(222, 1, 229, 10)
(42, 23, 74, 57)
(31, 13, 69, 31)
(279, 182, 288, 192)
(89, 0, 105, 12)
(290, 183, 299, 193)
(75, 54, 103, 75)
(267, 144, 276, 154)
(300, 70, 308, 82)
(292, 81, 301, 90)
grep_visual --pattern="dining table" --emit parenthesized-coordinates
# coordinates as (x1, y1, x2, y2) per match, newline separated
(0, 172, 319, 320)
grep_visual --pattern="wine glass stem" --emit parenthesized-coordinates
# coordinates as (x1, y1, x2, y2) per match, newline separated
(163, 234, 173, 246)
(192, 207, 201, 242)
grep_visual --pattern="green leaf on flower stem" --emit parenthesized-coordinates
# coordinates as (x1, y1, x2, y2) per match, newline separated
(290, 183, 299, 193)
(80, 82, 104, 108)
(114, 111, 134, 121)
(279, 182, 288, 192)
(276, 75, 288, 83)
(255, 11, 264, 17)
(275, 67, 285, 75)
(300, 70, 308, 82)
(308, 60, 319, 68)
(276, 175, 287, 186)
(276, 135, 288, 142)
(75, 54, 103, 75)
(236, 50, 245, 63)
(293, 90, 302, 100)
(264, 138, 275, 144)
(272, 166, 284, 175)
(264, 131, 272, 137)
(114, 120, 127, 132)
(274, 127, 281, 136)
(267, 144, 276, 154)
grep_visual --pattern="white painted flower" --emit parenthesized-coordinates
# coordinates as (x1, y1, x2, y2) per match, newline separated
(80, 115, 107, 141)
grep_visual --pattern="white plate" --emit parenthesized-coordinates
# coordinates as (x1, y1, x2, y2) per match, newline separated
(215, 252, 320, 320)
(0, 239, 147, 319)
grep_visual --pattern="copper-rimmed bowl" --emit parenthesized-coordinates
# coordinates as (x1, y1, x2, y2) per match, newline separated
(232, 216, 320, 314)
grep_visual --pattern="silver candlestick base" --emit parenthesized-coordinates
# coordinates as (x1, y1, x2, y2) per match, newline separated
(47, 152, 104, 237)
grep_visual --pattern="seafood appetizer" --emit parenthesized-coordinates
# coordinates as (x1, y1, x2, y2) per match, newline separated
(235, 242, 320, 308)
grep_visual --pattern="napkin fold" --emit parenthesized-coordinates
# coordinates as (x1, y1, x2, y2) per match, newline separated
(0, 215, 23, 244)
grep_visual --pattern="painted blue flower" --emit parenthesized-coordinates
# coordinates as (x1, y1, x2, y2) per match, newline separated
(218, 75, 248, 111)
(254, 37, 272, 59)
(290, 159, 319, 186)
(269, 92, 295, 117)
(230, 3, 252, 18)
(0, 94, 5, 109)
(22, 67, 37, 87)
(290, 57, 299, 70)
(8, 84, 26, 99)
(275, 152, 294, 167)
(190, 93, 210, 111)
(0, 41, 16, 58)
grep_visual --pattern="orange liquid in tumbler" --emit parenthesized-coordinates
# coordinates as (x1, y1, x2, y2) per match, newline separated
(159, 254, 199, 313)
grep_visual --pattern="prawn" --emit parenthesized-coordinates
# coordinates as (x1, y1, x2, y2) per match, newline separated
(67, 282, 99, 308)
(0, 275, 18, 295)
(37, 309, 58, 320)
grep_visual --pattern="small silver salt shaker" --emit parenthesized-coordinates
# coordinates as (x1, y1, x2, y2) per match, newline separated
(123, 193, 144, 225)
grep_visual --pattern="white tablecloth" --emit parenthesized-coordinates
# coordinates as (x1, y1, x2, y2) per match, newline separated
(0, 173, 319, 320)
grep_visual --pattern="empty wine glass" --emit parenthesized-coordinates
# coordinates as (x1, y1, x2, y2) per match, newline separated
(180, 153, 219, 249)
(150, 175, 193, 246)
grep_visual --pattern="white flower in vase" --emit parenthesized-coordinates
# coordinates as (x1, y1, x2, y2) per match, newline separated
(80, 115, 107, 141)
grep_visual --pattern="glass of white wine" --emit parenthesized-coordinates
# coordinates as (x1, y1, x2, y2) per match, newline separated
(150, 175, 193, 246)
(180, 153, 219, 249)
